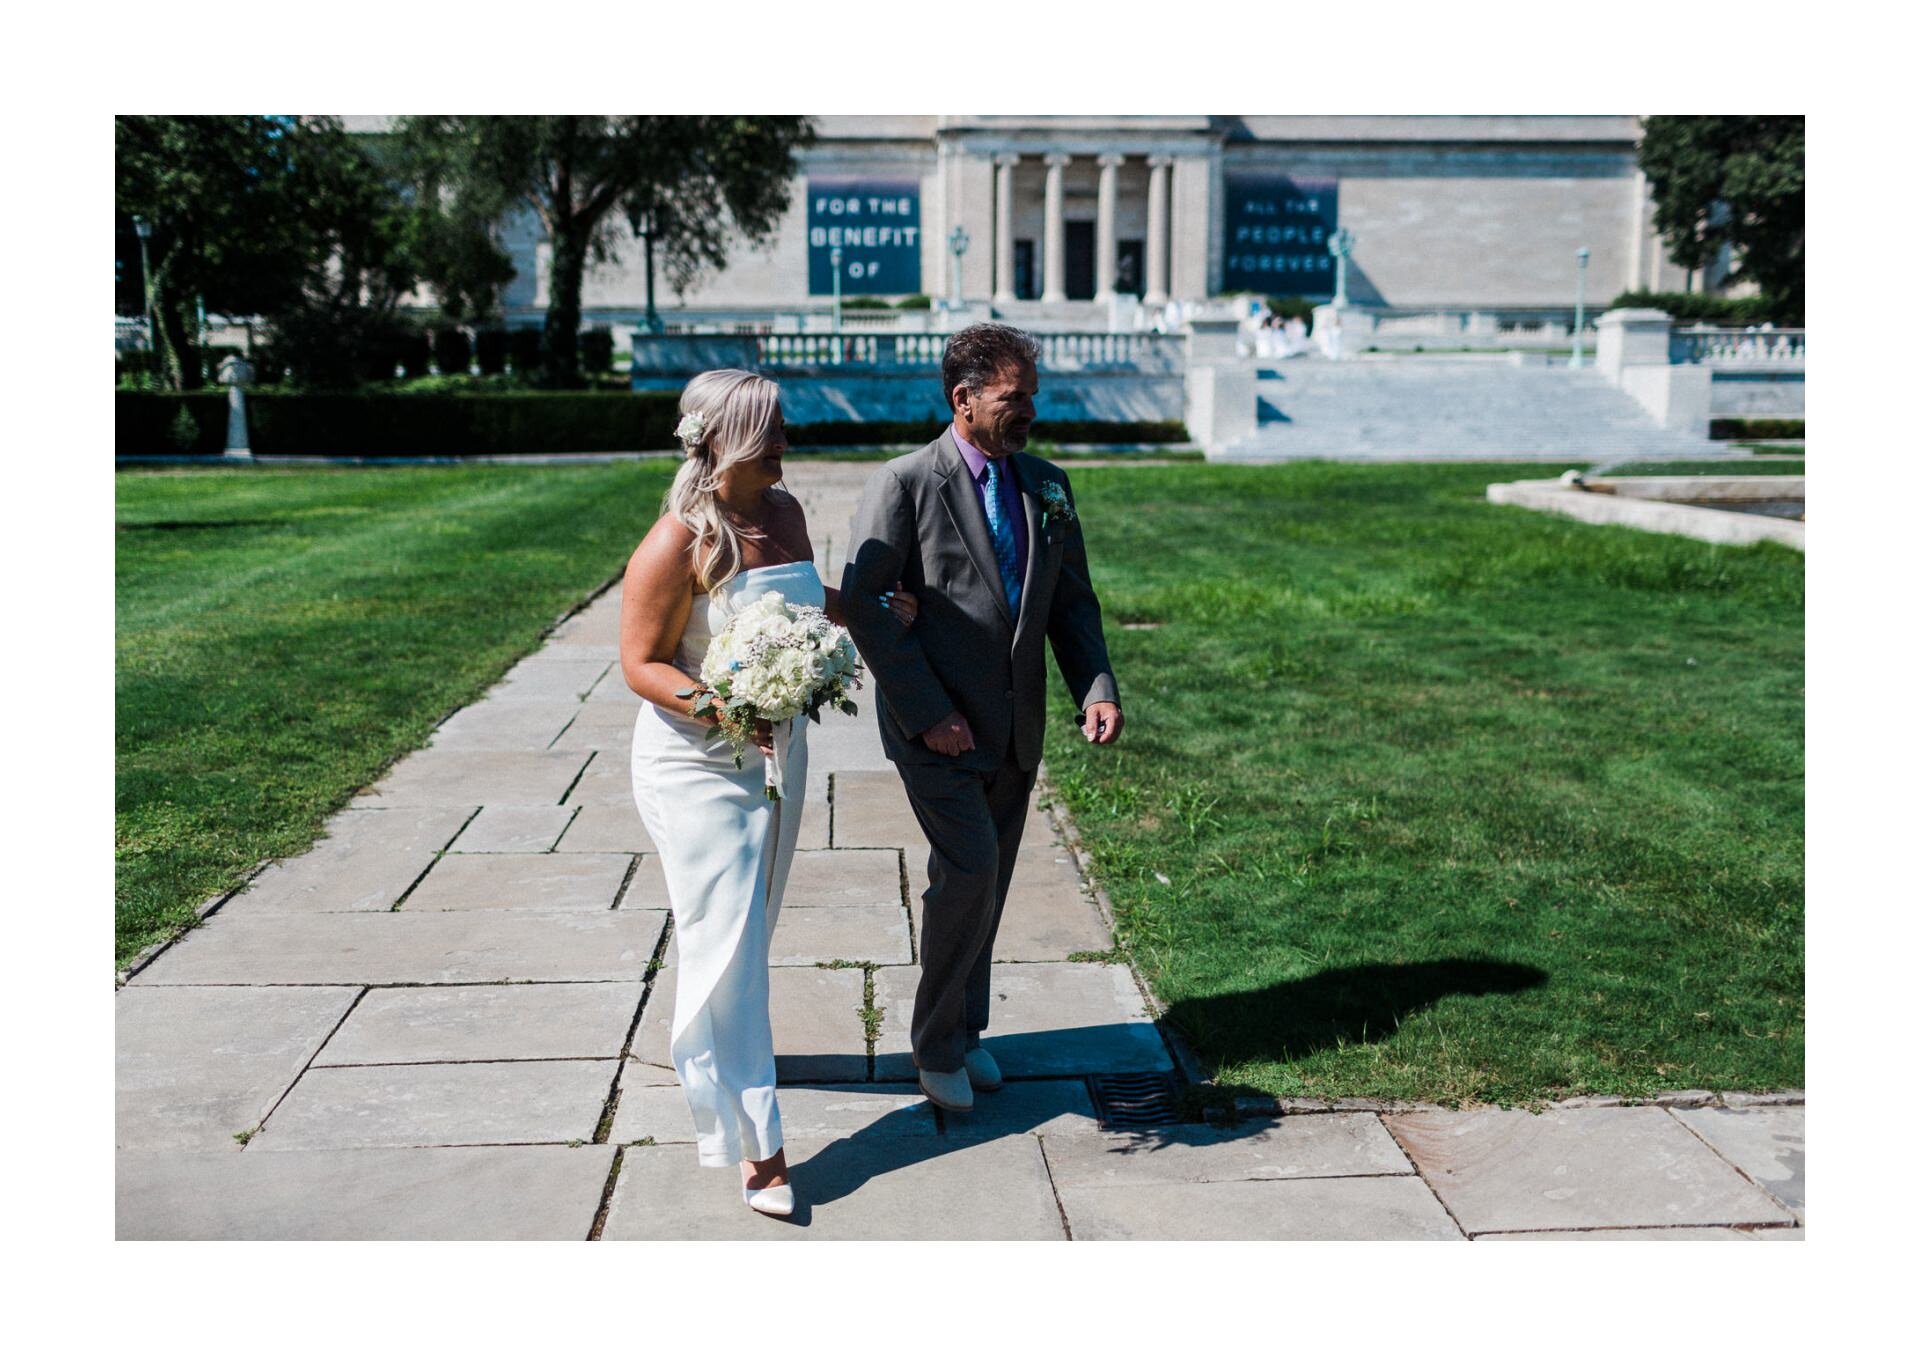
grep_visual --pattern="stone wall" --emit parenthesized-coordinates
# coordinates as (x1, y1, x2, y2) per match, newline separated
(1710, 371, 1806, 416)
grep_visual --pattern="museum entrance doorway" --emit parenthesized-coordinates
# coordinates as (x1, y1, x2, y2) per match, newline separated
(1065, 221, 1095, 300)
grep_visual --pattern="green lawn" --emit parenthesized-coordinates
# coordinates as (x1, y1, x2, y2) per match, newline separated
(1041, 461, 1803, 1104)
(119, 458, 1805, 1107)
(115, 463, 672, 970)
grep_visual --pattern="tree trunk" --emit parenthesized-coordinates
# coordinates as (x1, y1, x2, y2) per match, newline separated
(146, 252, 199, 391)
(155, 298, 198, 392)
(545, 227, 588, 388)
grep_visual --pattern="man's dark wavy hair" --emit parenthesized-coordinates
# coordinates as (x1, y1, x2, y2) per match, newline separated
(940, 322, 1041, 411)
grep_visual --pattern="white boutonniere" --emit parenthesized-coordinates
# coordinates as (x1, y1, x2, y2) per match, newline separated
(1040, 481, 1076, 527)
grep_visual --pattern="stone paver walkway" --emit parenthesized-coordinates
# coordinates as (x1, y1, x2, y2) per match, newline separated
(115, 462, 1805, 1240)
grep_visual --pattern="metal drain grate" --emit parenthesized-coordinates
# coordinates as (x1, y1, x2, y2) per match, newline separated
(1088, 1072, 1181, 1130)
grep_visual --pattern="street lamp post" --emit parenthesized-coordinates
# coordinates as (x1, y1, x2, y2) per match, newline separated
(947, 225, 970, 308)
(1570, 246, 1591, 369)
(830, 246, 844, 337)
(132, 216, 155, 353)
(642, 219, 662, 335)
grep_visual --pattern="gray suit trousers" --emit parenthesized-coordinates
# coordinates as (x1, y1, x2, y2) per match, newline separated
(901, 756, 1038, 1073)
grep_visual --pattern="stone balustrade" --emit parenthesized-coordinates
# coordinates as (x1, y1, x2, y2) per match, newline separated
(1670, 327, 1806, 366)
(630, 331, 1186, 378)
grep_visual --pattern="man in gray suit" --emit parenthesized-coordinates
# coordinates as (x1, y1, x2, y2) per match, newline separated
(841, 322, 1123, 1112)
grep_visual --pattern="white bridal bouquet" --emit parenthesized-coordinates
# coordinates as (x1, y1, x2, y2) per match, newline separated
(677, 591, 863, 800)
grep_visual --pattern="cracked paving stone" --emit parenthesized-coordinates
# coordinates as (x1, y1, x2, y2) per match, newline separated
(1671, 1106, 1806, 1220)
(117, 985, 359, 1151)
(448, 805, 579, 854)
(1386, 1106, 1799, 1235)
(315, 981, 644, 1065)
(116, 1145, 615, 1240)
(1041, 1114, 1413, 1187)
(126, 909, 666, 986)
(1057, 1175, 1464, 1241)
(611, 1082, 934, 1145)
(252, 1058, 616, 1149)
(602, 1135, 1065, 1239)
(223, 807, 475, 914)
(402, 851, 632, 912)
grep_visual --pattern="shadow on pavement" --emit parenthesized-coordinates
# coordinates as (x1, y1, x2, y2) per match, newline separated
(781, 1020, 1277, 1220)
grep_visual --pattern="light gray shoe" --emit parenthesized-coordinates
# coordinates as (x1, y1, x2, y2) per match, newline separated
(742, 1182, 795, 1217)
(962, 1044, 1003, 1092)
(918, 1065, 975, 1112)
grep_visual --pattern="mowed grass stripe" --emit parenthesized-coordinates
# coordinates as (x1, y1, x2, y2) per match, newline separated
(115, 464, 673, 969)
(1040, 461, 1802, 1104)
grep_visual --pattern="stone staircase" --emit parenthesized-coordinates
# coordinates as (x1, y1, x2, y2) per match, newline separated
(1220, 355, 1730, 462)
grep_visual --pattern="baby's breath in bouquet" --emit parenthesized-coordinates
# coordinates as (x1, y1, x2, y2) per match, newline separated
(676, 591, 862, 800)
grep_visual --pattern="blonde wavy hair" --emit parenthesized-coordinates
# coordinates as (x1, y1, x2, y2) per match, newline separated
(663, 369, 791, 593)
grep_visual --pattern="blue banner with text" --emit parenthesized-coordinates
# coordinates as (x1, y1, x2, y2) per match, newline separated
(808, 178, 922, 296)
(1222, 175, 1338, 296)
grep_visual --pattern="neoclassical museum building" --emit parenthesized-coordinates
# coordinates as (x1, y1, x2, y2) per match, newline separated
(339, 115, 1713, 332)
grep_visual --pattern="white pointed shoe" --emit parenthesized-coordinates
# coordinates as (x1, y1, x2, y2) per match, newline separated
(918, 1064, 975, 1112)
(962, 1043, 1003, 1092)
(742, 1181, 795, 1217)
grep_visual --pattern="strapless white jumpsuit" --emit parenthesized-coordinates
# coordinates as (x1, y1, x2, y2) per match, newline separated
(629, 561, 816, 1167)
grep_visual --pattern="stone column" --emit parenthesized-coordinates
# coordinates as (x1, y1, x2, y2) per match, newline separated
(1145, 155, 1172, 307)
(1094, 153, 1123, 304)
(1042, 152, 1069, 304)
(994, 154, 1018, 305)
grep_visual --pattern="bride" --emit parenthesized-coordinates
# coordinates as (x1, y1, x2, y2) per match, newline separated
(619, 368, 916, 1216)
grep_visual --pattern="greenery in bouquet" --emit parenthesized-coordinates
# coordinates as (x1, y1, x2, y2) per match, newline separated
(676, 590, 862, 798)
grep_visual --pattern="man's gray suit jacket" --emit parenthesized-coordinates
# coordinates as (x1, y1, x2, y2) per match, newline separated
(841, 429, 1119, 773)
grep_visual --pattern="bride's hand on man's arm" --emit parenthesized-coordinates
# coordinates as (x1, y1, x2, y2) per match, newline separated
(880, 582, 919, 627)
(825, 582, 918, 628)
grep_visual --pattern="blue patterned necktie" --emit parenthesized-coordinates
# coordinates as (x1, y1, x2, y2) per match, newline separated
(982, 458, 1022, 615)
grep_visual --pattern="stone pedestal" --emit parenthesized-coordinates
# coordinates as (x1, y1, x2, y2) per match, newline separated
(1594, 308, 1706, 435)
(1595, 308, 1674, 380)
(1185, 318, 1243, 364)
(1185, 363, 1256, 456)
(217, 355, 254, 460)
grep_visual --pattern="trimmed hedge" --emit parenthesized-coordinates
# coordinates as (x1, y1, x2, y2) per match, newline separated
(117, 393, 1190, 457)
(1609, 290, 1798, 327)
(1710, 417, 1805, 441)
(784, 419, 1189, 447)
(247, 392, 683, 456)
(116, 392, 230, 455)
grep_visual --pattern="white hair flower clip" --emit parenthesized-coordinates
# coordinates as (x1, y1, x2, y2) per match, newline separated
(676, 412, 708, 446)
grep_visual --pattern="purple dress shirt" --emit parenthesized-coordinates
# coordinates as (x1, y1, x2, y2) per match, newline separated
(951, 425, 1029, 587)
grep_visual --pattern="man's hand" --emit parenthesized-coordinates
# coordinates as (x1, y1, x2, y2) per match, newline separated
(1081, 702, 1124, 745)
(922, 710, 976, 756)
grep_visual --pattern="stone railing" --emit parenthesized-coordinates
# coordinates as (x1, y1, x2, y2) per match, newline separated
(630, 330, 1186, 377)
(1670, 326, 1806, 366)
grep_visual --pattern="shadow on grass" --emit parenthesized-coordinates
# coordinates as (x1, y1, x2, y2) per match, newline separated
(118, 518, 289, 532)
(1162, 958, 1550, 1068)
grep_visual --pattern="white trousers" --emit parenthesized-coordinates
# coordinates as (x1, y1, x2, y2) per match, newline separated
(630, 701, 807, 1167)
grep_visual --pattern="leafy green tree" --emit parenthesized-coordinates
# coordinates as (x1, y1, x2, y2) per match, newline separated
(115, 116, 438, 389)
(1637, 116, 1804, 324)
(620, 117, 816, 328)
(395, 116, 812, 385)
(116, 116, 312, 388)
